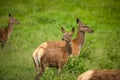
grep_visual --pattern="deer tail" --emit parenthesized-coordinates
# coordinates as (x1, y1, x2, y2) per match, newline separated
(32, 48, 45, 67)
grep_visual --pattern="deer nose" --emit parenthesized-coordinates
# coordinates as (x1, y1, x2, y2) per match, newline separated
(62, 38, 64, 41)
(91, 30, 94, 33)
(89, 30, 94, 33)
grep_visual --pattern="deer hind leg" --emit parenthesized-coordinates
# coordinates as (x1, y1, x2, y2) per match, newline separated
(32, 57, 39, 80)
(39, 66, 46, 77)
(32, 51, 41, 80)
(33, 48, 45, 80)
(39, 59, 47, 77)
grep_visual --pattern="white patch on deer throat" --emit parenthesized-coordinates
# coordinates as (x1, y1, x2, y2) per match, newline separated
(78, 70, 94, 80)
(78, 45, 82, 55)
(79, 45, 82, 48)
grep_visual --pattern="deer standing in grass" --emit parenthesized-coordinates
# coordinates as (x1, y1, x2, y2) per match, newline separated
(0, 14, 19, 48)
(71, 18, 94, 56)
(32, 27, 75, 80)
(77, 70, 120, 80)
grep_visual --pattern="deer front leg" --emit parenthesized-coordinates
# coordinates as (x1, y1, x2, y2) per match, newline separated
(57, 68, 61, 75)
(1, 42, 5, 48)
(57, 62, 63, 75)
(8, 41, 11, 47)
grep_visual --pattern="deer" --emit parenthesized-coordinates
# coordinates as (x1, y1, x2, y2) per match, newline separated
(32, 27, 75, 80)
(0, 14, 19, 48)
(77, 69, 120, 80)
(38, 18, 94, 56)
(71, 18, 94, 56)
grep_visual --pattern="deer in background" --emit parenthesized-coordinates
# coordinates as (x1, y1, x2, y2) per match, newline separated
(72, 18, 94, 56)
(0, 14, 19, 48)
(77, 70, 120, 80)
(32, 27, 75, 80)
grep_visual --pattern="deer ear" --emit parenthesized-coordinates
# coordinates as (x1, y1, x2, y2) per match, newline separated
(76, 18, 82, 24)
(61, 27, 66, 33)
(71, 27, 75, 34)
(76, 18, 83, 27)
(76, 18, 80, 23)
(9, 13, 13, 18)
(9, 14, 11, 17)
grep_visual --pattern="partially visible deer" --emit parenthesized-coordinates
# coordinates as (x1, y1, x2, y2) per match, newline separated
(0, 14, 19, 48)
(32, 27, 75, 80)
(78, 70, 120, 80)
(72, 18, 94, 56)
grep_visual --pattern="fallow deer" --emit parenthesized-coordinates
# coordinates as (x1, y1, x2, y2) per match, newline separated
(0, 14, 19, 48)
(72, 18, 94, 56)
(32, 27, 75, 80)
(78, 70, 120, 80)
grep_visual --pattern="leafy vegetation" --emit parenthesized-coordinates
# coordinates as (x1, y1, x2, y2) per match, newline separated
(0, 0, 120, 80)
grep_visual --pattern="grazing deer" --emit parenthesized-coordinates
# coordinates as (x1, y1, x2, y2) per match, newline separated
(71, 18, 94, 56)
(32, 27, 75, 80)
(0, 14, 19, 48)
(78, 70, 120, 80)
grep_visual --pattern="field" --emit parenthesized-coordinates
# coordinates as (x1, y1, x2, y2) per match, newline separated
(0, 0, 120, 80)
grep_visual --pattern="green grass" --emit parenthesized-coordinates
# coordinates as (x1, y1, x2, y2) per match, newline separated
(0, 0, 120, 80)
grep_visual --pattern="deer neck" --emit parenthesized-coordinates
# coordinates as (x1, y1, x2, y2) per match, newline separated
(74, 29, 85, 48)
(5, 22, 13, 38)
(7, 22, 13, 32)
(65, 41, 72, 55)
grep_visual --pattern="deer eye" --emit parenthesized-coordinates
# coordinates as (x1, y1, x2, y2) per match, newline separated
(68, 34, 72, 37)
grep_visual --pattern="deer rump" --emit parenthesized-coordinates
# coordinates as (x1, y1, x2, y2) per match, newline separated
(78, 70, 120, 80)
(41, 47, 69, 68)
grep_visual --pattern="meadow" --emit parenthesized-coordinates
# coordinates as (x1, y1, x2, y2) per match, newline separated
(0, 0, 120, 80)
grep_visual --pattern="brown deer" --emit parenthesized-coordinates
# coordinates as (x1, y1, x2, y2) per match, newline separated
(77, 70, 120, 80)
(32, 27, 75, 80)
(0, 14, 19, 48)
(71, 18, 94, 56)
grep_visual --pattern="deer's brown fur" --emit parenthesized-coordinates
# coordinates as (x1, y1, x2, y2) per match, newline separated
(78, 70, 120, 80)
(32, 27, 75, 80)
(0, 14, 19, 48)
(72, 18, 94, 56)
(38, 18, 94, 56)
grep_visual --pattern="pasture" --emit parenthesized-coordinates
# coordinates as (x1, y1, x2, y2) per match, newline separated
(0, 0, 120, 80)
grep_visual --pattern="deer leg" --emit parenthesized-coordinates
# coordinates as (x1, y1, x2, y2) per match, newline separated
(57, 68, 61, 75)
(35, 73, 39, 80)
(1, 42, 5, 48)
(39, 67, 45, 77)
(32, 57, 39, 80)
(5, 40, 11, 47)
(33, 58, 39, 74)
(8, 42, 11, 47)
(57, 63, 63, 75)
(39, 60, 47, 77)
(37, 65, 46, 80)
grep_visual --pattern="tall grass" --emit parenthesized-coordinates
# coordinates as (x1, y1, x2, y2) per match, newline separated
(0, 0, 120, 80)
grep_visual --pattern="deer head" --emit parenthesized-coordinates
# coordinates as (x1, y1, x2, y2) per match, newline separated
(9, 14, 19, 24)
(61, 27, 75, 42)
(76, 18, 94, 33)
